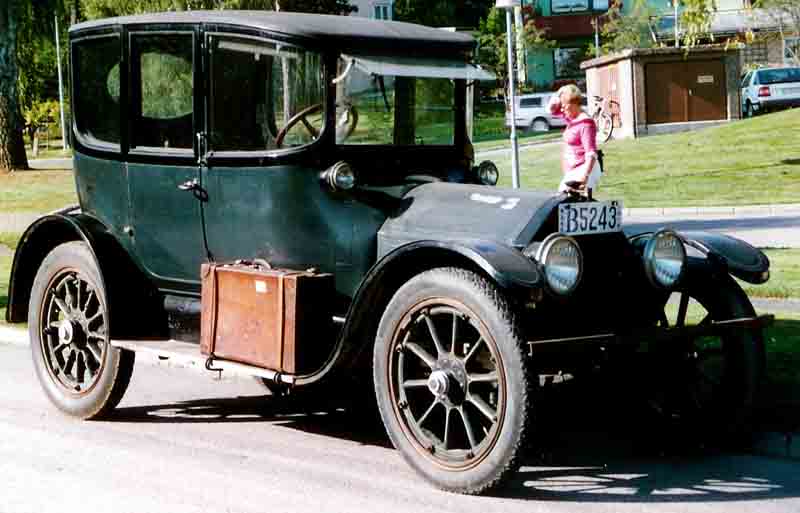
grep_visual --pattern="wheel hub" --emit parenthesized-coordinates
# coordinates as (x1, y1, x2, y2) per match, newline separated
(427, 370, 449, 397)
(58, 321, 74, 344)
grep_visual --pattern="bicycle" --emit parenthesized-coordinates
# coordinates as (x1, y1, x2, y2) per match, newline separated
(591, 95, 618, 143)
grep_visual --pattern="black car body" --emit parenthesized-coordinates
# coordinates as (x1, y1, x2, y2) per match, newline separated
(6, 11, 772, 495)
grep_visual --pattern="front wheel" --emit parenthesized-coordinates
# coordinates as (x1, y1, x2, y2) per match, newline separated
(373, 268, 533, 494)
(29, 242, 135, 419)
(646, 274, 764, 441)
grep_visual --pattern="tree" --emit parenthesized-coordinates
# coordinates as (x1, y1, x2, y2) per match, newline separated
(81, 0, 355, 19)
(680, 0, 717, 49)
(0, 2, 29, 172)
(394, 0, 494, 28)
(594, 0, 660, 55)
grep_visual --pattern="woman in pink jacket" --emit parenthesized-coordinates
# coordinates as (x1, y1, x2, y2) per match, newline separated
(548, 84, 601, 195)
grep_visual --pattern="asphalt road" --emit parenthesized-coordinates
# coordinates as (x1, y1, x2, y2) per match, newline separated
(624, 212, 800, 249)
(2, 342, 799, 513)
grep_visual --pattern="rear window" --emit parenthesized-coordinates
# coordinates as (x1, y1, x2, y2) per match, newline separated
(72, 35, 121, 147)
(520, 97, 543, 108)
(757, 68, 800, 85)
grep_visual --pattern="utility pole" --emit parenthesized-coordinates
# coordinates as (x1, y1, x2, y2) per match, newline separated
(55, 15, 68, 150)
(496, 0, 521, 189)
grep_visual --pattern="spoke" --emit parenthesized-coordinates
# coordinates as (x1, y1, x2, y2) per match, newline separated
(87, 329, 106, 341)
(443, 407, 451, 450)
(458, 406, 478, 450)
(423, 314, 447, 357)
(468, 394, 498, 423)
(300, 117, 319, 138)
(64, 350, 76, 376)
(676, 293, 690, 328)
(463, 337, 485, 364)
(450, 312, 458, 355)
(86, 342, 102, 366)
(404, 342, 437, 369)
(402, 378, 429, 389)
(417, 398, 439, 426)
(52, 343, 69, 355)
(468, 371, 498, 384)
(65, 280, 75, 311)
(53, 297, 72, 319)
(82, 290, 95, 315)
(86, 310, 104, 326)
(75, 279, 82, 313)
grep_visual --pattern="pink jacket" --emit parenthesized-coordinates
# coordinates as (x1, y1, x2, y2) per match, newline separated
(549, 103, 598, 175)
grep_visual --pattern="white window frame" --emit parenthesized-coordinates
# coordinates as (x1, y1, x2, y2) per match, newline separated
(372, 2, 391, 20)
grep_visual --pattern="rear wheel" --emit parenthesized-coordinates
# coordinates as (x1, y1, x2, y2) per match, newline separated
(596, 112, 613, 143)
(744, 101, 754, 118)
(531, 118, 549, 132)
(374, 268, 532, 494)
(646, 275, 764, 441)
(29, 242, 134, 419)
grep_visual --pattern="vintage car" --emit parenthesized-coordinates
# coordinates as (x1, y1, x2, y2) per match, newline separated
(6, 11, 772, 495)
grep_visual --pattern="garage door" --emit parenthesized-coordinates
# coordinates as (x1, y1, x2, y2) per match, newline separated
(646, 60, 727, 124)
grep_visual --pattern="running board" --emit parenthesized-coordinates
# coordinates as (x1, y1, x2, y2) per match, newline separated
(109, 339, 296, 385)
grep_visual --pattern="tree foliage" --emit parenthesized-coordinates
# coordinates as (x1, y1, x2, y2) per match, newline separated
(394, 0, 493, 28)
(595, 0, 660, 55)
(0, 1, 30, 171)
(680, 0, 717, 49)
(80, 0, 354, 18)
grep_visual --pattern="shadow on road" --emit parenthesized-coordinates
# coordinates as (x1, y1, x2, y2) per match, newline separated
(109, 372, 800, 503)
(625, 215, 800, 235)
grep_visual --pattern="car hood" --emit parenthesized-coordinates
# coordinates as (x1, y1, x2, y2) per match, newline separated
(377, 182, 562, 257)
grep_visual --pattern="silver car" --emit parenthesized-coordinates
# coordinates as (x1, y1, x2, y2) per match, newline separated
(741, 66, 800, 117)
(505, 92, 566, 132)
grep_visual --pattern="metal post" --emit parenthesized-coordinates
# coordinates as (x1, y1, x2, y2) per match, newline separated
(505, 9, 521, 189)
(55, 15, 68, 150)
(594, 17, 600, 58)
(674, 0, 679, 48)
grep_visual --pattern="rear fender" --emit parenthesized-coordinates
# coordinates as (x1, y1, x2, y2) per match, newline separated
(5, 214, 165, 338)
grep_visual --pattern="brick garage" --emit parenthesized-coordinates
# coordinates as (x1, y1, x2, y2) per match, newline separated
(581, 46, 742, 139)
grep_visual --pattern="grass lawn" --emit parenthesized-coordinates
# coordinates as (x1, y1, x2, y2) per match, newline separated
(0, 232, 22, 250)
(493, 109, 800, 207)
(742, 249, 800, 299)
(26, 147, 72, 161)
(0, 169, 76, 214)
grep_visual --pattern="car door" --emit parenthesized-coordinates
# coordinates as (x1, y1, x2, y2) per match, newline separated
(199, 32, 375, 298)
(126, 28, 206, 290)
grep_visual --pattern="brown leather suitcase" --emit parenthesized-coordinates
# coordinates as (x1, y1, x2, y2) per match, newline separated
(200, 261, 334, 374)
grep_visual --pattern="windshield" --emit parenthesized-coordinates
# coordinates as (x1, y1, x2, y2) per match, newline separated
(335, 56, 466, 146)
(758, 68, 800, 85)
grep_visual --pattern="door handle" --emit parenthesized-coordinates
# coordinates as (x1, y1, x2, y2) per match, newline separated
(178, 178, 200, 191)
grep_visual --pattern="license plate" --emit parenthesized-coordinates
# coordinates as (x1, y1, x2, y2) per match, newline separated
(558, 201, 623, 235)
(782, 87, 800, 95)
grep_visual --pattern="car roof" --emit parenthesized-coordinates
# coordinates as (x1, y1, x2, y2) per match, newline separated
(70, 10, 476, 56)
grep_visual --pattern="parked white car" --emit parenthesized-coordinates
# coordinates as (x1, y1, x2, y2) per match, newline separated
(505, 92, 566, 132)
(741, 66, 800, 118)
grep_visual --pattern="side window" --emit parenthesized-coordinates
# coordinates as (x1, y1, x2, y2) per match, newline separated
(740, 72, 751, 88)
(520, 97, 542, 108)
(131, 34, 194, 151)
(752, 72, 760, 86)
(73, 35, 121, 147)
(208, 35, 324, 152)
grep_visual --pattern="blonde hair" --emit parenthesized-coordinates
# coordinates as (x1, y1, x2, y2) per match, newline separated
(557, 84, 583, 106)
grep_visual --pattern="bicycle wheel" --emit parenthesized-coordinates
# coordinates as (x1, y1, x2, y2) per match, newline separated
(596, 112, 613, 143)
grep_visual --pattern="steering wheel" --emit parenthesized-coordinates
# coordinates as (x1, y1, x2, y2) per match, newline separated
(274, 102, 359, 148)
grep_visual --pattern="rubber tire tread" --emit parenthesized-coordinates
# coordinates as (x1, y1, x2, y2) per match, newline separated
(29, 241, 135, 420)
(373, 267, 533, 495)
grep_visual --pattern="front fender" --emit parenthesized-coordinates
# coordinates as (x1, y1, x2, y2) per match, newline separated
(6, 214, 104, 323)
(679, 231, 770, 284)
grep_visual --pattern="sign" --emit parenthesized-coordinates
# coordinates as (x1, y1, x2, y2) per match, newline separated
(697, 75, 715, 84)
(495, 0, 521, 8)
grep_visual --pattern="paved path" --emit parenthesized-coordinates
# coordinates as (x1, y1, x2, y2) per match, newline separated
(1, 341, 799, 513)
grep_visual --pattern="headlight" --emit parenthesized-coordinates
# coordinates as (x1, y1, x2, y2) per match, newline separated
(322, 161, 356, 191)
(477, 161, 499, 186)
(643, 229, 686, 289)
(527, 233, 583, 296)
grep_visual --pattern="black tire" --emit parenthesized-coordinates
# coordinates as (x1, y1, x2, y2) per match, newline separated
(373, 268, 532, 495)
(745, 101, 754, 118)
(530, 118, 550, 132)
(646, 274, 764, 442)
(29, 241, 135, 419)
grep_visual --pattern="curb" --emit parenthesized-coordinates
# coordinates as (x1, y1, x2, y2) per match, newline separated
(625, 203, 800, 218)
